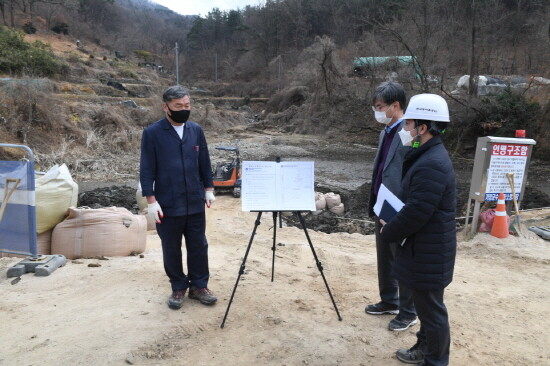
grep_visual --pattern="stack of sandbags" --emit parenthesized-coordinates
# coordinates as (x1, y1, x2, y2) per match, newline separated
(315, 192, 327, 210)
(325, 192, 344, 216)
(136, 183, 156, 231)
(35, 164, 78, 234)
(324, 192, 341, 208)
(51, 207, 147, 259)
(312, 191, 327, 215)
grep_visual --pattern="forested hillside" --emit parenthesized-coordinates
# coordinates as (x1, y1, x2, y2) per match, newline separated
(0, 0, 194, 70)
(0, 0, 549, 163)
(2, 0, 548, 87)
(184, 0, 549, 87)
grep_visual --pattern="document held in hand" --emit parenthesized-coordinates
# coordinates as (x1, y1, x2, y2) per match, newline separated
(373, 183, 404, 222)
(241, 161, 316, 212)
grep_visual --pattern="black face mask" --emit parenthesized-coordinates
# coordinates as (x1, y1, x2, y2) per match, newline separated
(167, 107, 190, 124)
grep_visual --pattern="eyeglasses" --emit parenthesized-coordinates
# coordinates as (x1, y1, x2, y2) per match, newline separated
(372, 104, 390, 112)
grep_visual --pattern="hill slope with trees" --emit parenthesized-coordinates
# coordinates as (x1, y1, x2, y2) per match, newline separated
(0, 0, 549, 164)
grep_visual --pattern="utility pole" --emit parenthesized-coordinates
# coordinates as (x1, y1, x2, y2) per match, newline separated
(468, 0, 477, 96)
(278, 56, 282, 91)
(215, 53, 218, 82)
(175, 42, 180, 85)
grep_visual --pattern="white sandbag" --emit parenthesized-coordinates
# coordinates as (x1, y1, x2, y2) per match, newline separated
(0, 229, 52, 257)
(457, 74, 487, 89)
(324, 192, 341, 209)
(35, 164, 78, 234)
(457, 75, 470, 89)
(37, 229, 52, 255)
(51, 207, 146, 259)
(329, 202, 345, 216)
(140, 208, 157, 231)
(315, 192, 326, 210)
(136, 182, 147, 211)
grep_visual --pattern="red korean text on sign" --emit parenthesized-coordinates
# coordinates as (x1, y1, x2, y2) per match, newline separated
(491, 144, 528, 157)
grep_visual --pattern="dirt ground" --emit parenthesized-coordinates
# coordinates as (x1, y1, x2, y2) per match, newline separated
(1, 196, 549, 366)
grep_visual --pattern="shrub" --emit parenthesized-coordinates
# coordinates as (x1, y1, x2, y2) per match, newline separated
(478, 88, 540, 137)
(22, 22, 36, 34)
(0, 27, 67, 76)
(51, 22, 69, 35)
(118, 67, 137, 79)
(133, 49, 155, 62)
(445, 88, 543, 157)
(65, 51, 81, 63)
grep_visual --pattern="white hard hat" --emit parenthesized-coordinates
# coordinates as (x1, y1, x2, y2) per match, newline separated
(402, 93, 450, 122)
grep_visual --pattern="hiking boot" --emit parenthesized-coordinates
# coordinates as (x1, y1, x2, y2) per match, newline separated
(365, 302, 399, 315)
(167, 289, 186, 310)
(389, 316, 418, 331)
(188, 287, 217, 305)
(396, 342, 425, 364)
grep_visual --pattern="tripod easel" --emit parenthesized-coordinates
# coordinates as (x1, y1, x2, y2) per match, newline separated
(220, 210, 343, 328)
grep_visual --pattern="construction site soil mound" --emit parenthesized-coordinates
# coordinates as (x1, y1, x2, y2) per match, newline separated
(78, 185, 140, 214)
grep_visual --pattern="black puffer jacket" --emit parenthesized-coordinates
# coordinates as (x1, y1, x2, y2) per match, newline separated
(380, 136, 456, 291)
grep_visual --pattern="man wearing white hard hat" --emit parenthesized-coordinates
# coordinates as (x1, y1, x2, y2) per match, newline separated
(378, 93, 457, 366)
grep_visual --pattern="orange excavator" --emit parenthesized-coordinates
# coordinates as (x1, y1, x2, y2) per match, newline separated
(212, 146, 241, 198)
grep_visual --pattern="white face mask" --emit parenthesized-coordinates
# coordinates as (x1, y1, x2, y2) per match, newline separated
(374, 110, 392, 125)
(398, 128, 415, 146)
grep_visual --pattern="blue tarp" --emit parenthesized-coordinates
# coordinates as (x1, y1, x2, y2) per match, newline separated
(353, 56, 422, 78)
(0, 157, 37, 256)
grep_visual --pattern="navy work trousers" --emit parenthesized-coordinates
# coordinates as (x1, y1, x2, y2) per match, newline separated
(375, 219, 416, 319)
(412, 288, 450, 366)
(156, 212, 210, 291)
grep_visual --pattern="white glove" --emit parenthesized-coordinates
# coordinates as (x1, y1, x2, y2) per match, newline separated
(147, 201, 163, 223)
(205, 190, 215, 208)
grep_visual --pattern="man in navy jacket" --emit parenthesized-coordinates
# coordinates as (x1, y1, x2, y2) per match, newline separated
(140, 85, 217, 310)
(379, 94, 456, 366)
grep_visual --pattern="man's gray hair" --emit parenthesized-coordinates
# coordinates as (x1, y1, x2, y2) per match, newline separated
(162, 85, 190, 103)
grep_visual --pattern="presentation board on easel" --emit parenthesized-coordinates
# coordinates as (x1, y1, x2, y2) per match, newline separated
(241, 161, 315, 212)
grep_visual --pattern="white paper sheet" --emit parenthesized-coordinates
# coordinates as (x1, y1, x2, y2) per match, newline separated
(373, 183, 404, 218)
(241, 161, 315, 211)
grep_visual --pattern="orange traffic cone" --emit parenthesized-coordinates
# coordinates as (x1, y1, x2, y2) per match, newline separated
(491, 192, 509, 238)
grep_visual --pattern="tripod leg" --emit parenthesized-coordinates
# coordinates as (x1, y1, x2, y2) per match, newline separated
(221, 211, 263, 328)
(271, 212, 277, 282)
(296, 212, 343, 321)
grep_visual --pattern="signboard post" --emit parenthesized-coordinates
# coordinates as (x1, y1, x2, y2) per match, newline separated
(466, 137, 536, 235)
(221, 160, 341, 327)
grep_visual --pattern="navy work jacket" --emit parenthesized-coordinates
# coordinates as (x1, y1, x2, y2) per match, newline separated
(380, 136, 457, 291)
(140, 118, 213, 216)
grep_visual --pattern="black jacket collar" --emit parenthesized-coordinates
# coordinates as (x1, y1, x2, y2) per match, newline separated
(403, 135, 443, 174)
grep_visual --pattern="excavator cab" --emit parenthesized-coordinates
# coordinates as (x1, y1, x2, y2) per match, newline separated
(212, 146, 241, 198)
